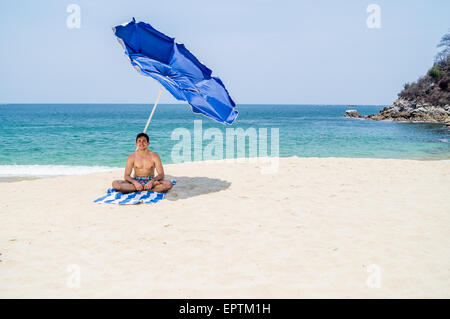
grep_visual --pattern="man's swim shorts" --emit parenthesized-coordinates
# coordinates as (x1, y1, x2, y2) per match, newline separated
(134, 176, 153, 187)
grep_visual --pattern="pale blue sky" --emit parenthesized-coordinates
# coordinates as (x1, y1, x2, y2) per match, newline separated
(0, 0, 448, 105)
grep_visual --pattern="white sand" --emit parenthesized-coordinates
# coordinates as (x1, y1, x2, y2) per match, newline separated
(0, 157, 449, 298)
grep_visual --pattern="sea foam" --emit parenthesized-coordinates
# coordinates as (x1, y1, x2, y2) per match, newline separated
(0, 165, 120, 178)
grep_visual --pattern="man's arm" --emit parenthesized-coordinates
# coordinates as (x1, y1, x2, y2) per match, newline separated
(152, 153, 165, 182)
(124, 154, 142, 190)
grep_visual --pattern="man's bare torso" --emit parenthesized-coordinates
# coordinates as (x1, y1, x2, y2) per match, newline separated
(132, 150, 156, 177)
(111, 134, 173, 193)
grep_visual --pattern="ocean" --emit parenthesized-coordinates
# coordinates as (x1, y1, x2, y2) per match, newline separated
(0, 104, 449, 178)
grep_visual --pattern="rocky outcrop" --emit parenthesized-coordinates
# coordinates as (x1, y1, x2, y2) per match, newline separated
(346, 53, 450, 126)
(345, 99, 450, 127)
(366, 98, 450, 124)
(344, 109, 365, 119)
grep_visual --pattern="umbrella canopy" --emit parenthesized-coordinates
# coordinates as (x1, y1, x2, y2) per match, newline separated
(113, 18, 238, 124)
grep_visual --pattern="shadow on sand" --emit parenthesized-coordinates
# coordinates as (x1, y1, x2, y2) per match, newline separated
(164, 175, 231, 201)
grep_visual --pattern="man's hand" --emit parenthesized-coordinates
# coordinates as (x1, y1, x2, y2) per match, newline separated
(144, 180, 161, 190)
(133, 181, 144, 191)
(144, 180, 154, 190)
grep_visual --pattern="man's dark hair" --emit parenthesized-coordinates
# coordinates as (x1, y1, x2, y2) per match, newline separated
(136, 132, 149, 143)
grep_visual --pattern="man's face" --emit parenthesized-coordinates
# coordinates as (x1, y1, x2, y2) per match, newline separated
(136, 137, 149, 150)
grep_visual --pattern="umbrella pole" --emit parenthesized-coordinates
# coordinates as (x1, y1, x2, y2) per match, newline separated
(131, 88, 164, 177)
(134, 87, 164, 155)
(142, 87, 163, 134)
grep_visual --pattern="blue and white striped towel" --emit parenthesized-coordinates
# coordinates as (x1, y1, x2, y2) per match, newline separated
(94, 181, 176, 205)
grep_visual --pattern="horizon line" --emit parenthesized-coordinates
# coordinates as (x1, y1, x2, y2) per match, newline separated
(0, 102, 390, 107)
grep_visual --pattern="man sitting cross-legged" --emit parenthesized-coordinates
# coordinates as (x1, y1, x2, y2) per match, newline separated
(112, 133, 173, 193)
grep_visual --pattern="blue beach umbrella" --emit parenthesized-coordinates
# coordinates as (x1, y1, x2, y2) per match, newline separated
(112, 18, 238, 131)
